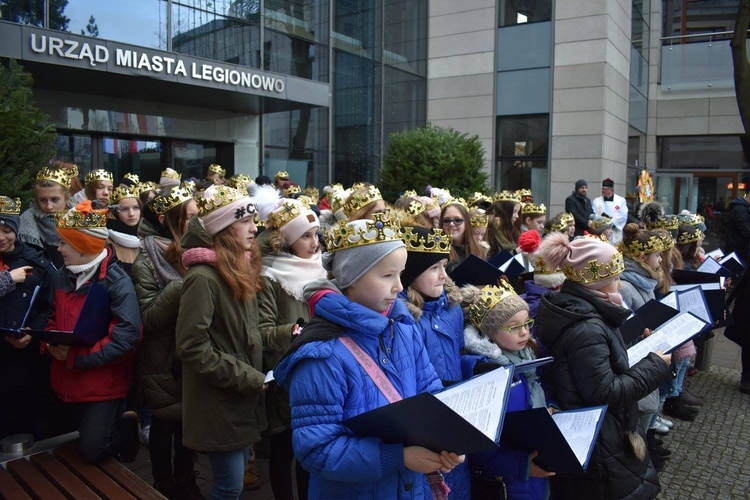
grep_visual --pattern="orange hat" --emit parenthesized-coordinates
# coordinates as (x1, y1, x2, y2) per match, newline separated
(56, 200, 109, 254)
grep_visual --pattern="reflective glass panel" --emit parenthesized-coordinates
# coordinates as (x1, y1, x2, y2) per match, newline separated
(496, 115, 549, 159)
(497, 22, 551, 72)
(54, 134, 92, 172)
(496, 68, 550, 116)
(660, 136, 750, 170)
(264, 0, 329, 44)
(384, 0, 427, 76)
(498, 0, 551, 26)
(101, 137, 165, 183)
(264, 30, 328, 81)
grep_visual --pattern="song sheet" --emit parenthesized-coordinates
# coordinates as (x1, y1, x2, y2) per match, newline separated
(627, 313, 707, 367)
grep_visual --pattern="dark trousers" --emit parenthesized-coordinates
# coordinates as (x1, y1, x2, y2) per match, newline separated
(149, 416, 195, 483)
(0, 388, 45, 440)
(742, 346, 750, 376)
(269, 429, 310, 500)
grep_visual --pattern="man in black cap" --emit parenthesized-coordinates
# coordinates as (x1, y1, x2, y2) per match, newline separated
(565, 179, 593, 237)
(593, 178, 628, 244)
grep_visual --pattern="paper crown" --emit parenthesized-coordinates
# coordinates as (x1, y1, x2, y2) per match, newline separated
(269, 200, 307, 229)
(563, 251, 625, 284)
(122, 173, 140, 184)
(647, 215, 679, 231)
(181, 180, 197, 193)
(530, 253, 561, 275)
(678, 213, 704, 227)
(161, 168, 181, 180)
(56, 202, 108, 229)
(467, 282, 519, 330)
(560, 213, 574, 225)
(285, 184, 301, 196)
(135, 181, 159, 196)
(208, 164, 226, 177)
(658, 232, 675, 250)
(151, 186, 194, 216)
(441, 197, 467, 209)
(470, 213, 489, 227)
(304, 186, 320, 202)
(0, 197, 21, 215)
(676, 226, 703, 245)
(589, 214, 613, 231)
(343, 185, 383, 217)
(325, 212, 401, 253)
(325, 183, 345, 200)
(467, 192, 491, 207)
(296, 195, 316, 207)
(196, 185, 247, 216)
(227, 174, 253, 190)
(274, 171, 290, 180)
(85, 169, 114, 186)
(547, 216, 568, 233)
(110, 186, 138, 205)
(330, 189, 352, 213)
(516, 188, 533, 200)
(621, 234, 665, 257)
(522, 203, 546, 216)
(350, 182, 367, 191)
(401, 226, 452, 254)
(36, 167, 72, 190)
(403, 189, 417, 198)
(406, 200, 426, 217)
(254, 213, 266, 228)
(493, 191, 521, 203)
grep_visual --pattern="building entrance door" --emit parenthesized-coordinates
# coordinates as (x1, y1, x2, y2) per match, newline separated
(654, 173, 694, 215)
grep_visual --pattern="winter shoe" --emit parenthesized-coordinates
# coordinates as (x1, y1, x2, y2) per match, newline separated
(679, 388, 704, 406)
(740, 374, 750, 394)
(119, 411, 141, 463)
(662, 397, 697, 421)
(656, 415, 674, 429)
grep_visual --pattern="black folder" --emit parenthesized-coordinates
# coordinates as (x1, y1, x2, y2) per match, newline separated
(500, 405, 607, 474)
(620, 300, 679, 347)
(703, 289, 734, 329)
(0, 285, 40, 339)
(488, 250, 514, 268)
(343, 366, 514, 455)
(449, 254, 504, 286)
(671, 269, 720, 285)
(26, 281, 111, 346)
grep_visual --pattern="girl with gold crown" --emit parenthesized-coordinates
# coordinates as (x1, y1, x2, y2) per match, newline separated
(273, 214, 464, 499)
(0, 196, 55, 441)
(253, 184, 326, 500)
(106, 186, 143, 275)
(486, 192, 522, 257)
(441, 198, 486, 273)
(131, 187, 200, 498)
(83, 169, 115, 207)
(44, 200, 142, 464)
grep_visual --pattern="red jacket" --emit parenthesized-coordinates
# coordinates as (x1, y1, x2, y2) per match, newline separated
(46, 249, 142, 403)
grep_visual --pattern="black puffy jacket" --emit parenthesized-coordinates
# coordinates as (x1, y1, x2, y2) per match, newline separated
(536, 281, 671, 500)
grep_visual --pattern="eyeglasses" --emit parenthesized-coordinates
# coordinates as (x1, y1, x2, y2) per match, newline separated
(442, 218, 464, 226)
(498, 319, 534, 335)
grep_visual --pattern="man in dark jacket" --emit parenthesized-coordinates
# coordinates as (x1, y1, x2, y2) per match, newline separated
(565, 179, 593, 236)
(724, 180, 750, 263)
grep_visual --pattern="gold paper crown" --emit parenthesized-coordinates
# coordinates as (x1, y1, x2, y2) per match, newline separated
(85, 169, 114, 186)
(401, 226, 452, 254)
(403, 189, 417, 198)
(304, 186, 320, 202)
(343, 186, 383, 217)
(423, 197, 440, 213)
(181, 180, 197, 193)
(621, 235, 664, 257)
(110, 186, 138, 205)
(37, 167, 72, 190)
(467, 192, 491, 207)
(493, 191, 521, 203)
(657, 232, 675, 250)
(470, 214, 489, 227)
(678, 213, 704, 227)
(406, 200, 426, 217)
(522, 203, 546, 216)
(269, 200, 305, 229)
(325, 212, 401, 253)
(548, 217, 567, 233)
(325, 183, 345, 200)
(254, 213, 265, 228)
(441, 197, 467, 209)
(56, 205, 108, 229)
(135, 181, 159, 196)
(516, 189, 533, 200)
(161, 168, 181, 181)
(151, 187, 194, 216)
(123, 173, 140, 184)
(297, 195, 316, 207)
(275, 171, 290, 180)
(563, 251, 625, 284)
(285, 184, 301, 196)
(560, 213, 574, 225)
(531, 254, 562, 275)
(589, 215, 613, 231)
(467, 282, 519, 330)
(676, 227, 703, 245)
(0, 197, 21, 215)
(196, 186, 248, 216)
(208, 164, 226, 177)
(351, 182, 367, 191)
(330, 189, 352, 213)
(227, 174, 253, 190)
(648, 215, 679, 231)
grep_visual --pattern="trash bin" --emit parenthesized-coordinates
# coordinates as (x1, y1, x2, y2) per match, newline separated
(694, 329, 719, 370)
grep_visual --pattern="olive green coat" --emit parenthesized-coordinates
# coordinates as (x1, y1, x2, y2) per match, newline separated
(175, 217, 267, 452)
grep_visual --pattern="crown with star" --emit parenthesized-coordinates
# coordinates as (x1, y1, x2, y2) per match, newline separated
(110, 186, 138, 205)
(85, 169, 114, 186)
(269, 200, 307, 229)
(122, 173, 140, 184)
(400, 226, 452, 254)
(55, 202, 108, 229)
(676, 226, 703, 245)
(620, 235, 666, 257)
(160, 168, 181, 181)
(196, 185, 248, 216)
(493, 191, 521, 203)
(151, 186, 194, 216)
(467, 192, 491, 207)
(208, 164, 226, 177)
(36, 167, 73, 190)
(325, 212, 401, 253)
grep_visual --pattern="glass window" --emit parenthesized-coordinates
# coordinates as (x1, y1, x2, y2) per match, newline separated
(496, 160, 549, 202)
(383, 66, 426, 144)
(172, 140, 216, 180)
(1, 0, 48, 28)
(333, 0, 379, 60)
(384, 0, 427, 76)
(265, 147, 328, 189)
(264, 108, 328, 151)
(172, 3, 260, 67)
(101, 137, 165, 182)
(496, 68, 550, 116)
(662, 0, 742, 42)
(660, 136, 750, 170)
(264, 30, 328, 81)
(498, 0, 551, 27)
(264, 0, 329, 44)
(54, 134, 92, 172)
(497, 22, 551, 72)
(496, 115, 549, 160)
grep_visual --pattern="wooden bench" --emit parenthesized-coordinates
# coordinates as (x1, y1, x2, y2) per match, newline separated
(0, 444, 165, 500)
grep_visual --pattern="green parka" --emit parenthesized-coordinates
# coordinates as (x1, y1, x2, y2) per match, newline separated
(175, 217, 267, 452)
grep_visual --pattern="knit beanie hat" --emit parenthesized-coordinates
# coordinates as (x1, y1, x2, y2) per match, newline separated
(519, 231, 567, 289)
(251, 184, 319, 245)
(575, 179, 588, 190)
(0, 196, 21, 235)
(160, 168, 181, 189)
(537, 232, 624, 290)
(56, 200, 109, 254)
(400, 226, 452, 288)
(323, 215, 405, 289)
(197, 185, 256, 236)
(464, 283, 529, 337)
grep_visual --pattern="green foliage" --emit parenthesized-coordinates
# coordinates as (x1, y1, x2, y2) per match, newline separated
(379, 124, 488, 202)
(0, 0, 70, 30)
(0, 60, 56, 202)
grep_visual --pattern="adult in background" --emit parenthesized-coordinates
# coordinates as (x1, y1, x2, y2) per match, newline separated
(593, 178, 628, 244)
(565, 179, 593, 237)
(724, 178, 750, 264)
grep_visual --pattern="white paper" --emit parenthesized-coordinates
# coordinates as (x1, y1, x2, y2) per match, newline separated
(434, 366, 511, 441)
(499, 253, 526, 273)
(670, 282, 722, 292)
(677, 287, 712, 323)
(705, 248, 724, 260)
(627, 313, 707, 367)
(697, 257, 723, 274)
(552, 407, 605, 466)
(719, 251, 740, 265)
(264, 370, 275, 384)
(659, 292, 677, 310)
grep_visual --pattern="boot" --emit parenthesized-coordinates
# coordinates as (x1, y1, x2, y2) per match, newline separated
(173, 470, 204, 500)
(662, 397, 697, 421)
(679, 388, 704, 406)
(243, 467, 262, 490)
(646, 429, 672, 459)
(740, 374, 750, 394)
(153, 479, 179, 500)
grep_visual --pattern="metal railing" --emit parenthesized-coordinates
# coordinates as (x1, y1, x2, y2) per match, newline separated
(661, 29, 750, 45)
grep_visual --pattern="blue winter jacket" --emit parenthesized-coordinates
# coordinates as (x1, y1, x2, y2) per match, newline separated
(274, 292, 445, 499)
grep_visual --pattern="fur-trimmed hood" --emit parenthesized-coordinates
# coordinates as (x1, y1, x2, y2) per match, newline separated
(463, 323, 504, 362)
(402, 278, 463, 321)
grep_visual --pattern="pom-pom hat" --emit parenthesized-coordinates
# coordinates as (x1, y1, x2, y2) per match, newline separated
(538, 232, 624, 289)
(56, 200, 109, 254)
(196, 185, 256, 236)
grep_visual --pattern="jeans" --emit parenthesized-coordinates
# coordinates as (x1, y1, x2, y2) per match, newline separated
(149, 416, 195, 483)
(207, 446, 250, 500)
(669, 358, 691, 398)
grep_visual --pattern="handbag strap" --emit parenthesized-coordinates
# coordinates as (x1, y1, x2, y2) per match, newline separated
(338, 336, 402, 404)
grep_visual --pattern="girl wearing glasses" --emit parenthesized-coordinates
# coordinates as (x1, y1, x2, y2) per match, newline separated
(462, 282, 553, 499)
(440, 200, 485, 273)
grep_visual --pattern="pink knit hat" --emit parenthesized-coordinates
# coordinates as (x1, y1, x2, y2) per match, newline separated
(537, 232, 624, 290)
(197, 185, 256, 236)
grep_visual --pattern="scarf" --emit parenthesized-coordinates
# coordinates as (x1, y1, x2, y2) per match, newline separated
(142, 235, 182, 287)
(261, 251, 326, 302)
(67, 249, 108, 290)
(182, 247, 253, 268)
(586, 288, 624, 307)
(18, 204, 60, 249)
(463, 325, 547, 409)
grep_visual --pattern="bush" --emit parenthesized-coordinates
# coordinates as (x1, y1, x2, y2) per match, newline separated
(0, 60, 56, 201)
(379, 124, 488, 202)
